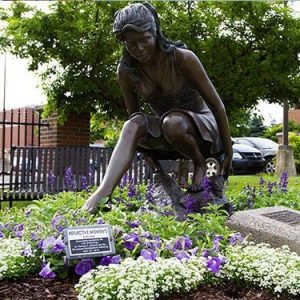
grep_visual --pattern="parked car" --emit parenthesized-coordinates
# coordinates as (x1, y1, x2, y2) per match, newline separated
(234, 137, 278, 174)
(206, 139, 265, 176)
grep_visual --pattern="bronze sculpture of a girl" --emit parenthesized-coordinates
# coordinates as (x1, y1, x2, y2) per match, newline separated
(85, 3, 232, 213)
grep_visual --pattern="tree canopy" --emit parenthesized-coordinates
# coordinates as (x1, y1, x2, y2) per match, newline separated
(1, 1, 299, 130)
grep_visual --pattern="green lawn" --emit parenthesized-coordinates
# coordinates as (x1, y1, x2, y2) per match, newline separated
(227, 174, 299, 192)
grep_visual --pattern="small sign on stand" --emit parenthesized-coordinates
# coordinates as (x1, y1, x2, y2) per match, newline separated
(64, 225, 115, 262)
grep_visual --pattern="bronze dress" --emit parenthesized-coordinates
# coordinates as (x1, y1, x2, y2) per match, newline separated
(129, 48, 224, 158)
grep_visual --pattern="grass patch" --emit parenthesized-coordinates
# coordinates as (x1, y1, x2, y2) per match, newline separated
(227, 174, 300, 192)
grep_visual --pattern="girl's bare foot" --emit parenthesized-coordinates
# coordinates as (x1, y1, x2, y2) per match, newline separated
(191, 164, 206, 188)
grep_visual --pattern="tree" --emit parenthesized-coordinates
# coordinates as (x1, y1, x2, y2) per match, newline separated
(156, 1, 300, 131)
(1, 1, 299, 129)
(1, 0, 126, 122)
(247, 113, 267, 137)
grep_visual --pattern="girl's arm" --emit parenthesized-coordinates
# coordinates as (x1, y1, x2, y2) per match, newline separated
(176, 48, 233, 176)
(117, 63, 139, 116)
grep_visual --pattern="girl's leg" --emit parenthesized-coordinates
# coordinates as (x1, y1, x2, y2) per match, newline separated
(161, 112, 208, 189)
(85, 115, 147, 213)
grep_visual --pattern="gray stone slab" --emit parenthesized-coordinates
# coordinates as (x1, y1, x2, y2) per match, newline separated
(226, 206, 300, 254)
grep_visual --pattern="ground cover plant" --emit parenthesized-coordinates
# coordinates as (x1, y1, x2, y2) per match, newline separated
(0, 170, 299, 299)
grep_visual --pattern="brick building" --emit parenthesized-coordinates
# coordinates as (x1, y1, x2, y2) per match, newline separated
(40, 111, 90, 147)
(288, 109, 300, 125)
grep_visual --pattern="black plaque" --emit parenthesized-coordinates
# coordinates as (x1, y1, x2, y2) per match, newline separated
(263, 210, 300, 226)
(64, 225, 115, 259)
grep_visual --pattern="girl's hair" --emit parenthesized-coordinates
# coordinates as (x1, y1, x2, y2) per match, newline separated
(113, 3, 186, 81)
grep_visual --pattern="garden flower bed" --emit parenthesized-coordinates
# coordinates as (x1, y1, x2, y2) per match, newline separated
(0, 171, 299, 299)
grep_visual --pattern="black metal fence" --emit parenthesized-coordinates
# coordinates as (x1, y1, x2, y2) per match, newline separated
(0, 146, 154, 208)
(0, 108, 48, 206)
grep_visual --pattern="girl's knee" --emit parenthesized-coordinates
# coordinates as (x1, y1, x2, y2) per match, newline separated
(162, 112, 189, 140)
(122, 115, 147, 138)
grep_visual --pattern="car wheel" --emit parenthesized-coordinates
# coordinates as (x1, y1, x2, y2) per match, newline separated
(206, 157, 221, 177)
(265, 157, 276, 174)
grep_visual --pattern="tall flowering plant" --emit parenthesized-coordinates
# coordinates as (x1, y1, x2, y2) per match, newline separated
(228, 172, 299, 211)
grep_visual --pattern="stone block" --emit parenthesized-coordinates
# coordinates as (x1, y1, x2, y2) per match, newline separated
(226, 206, 300, 254)
(275, 145, 297, 177)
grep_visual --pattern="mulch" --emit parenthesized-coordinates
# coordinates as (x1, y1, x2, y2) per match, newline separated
(0, 277, 294, 300)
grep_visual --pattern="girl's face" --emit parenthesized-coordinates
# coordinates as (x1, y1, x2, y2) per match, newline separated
(122, 30, 156, 63)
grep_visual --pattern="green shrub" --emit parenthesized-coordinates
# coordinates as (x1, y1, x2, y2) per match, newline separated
(289, 132, 300, 172)
(263, 120, 300, 142)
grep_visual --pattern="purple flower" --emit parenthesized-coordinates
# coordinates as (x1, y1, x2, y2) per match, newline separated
(267, 182, 275, 196)
(244, 183, 251, 192)
(246, 187, 256, 209)
(123, 232, 140, 251)
(25, 208, 31, 218)
(229, 232, 244, 246)
(207, 257, 222, 274)
(81, 175, 88, 191)
(173, 236, 193, 251)
(201, 176, 211, 201)
(48, 170, 56, 186)
(0, 231, 4, 238)
(127, 182, 136, 198)
(37, 239, 44, 249)
(41, 236, 56, 252)
(51, 215, 67, 233)
(127, 220, 141, 228)
(140, 249, 157, 261)
(121, 173, 128, 186)
(96, 218, 105, 225)
(111, 255, 121, 264)
(64, 166, 76, 191)
(190, 246, 199, 256)
(202, 249, 210, 258)
(186, 194, 199, 213)
(75, 259, 94, 276)
(64, 166, 73, 185)
(247, 188, 256, 209)
(52, 238, 65, 254)
(279, 171, 288, 192)
(166, 242, 172, 251)
(41, 236, 65, 254)
(213, 235, 223, 252)
(146, 184, 154, 202)
(39, 263, 56, 279)
(119, 173, 128, 189)
(99, 256, 112, 266)
(30, 231, 38, 241)
(21, 245, 33, 257)
(13, 224, 25, 238)
(259, 177, 266, 186)
(99, 255, 121, 266)
(141, 232, 153, 239)
(150, 236, 162, 250)
(175, 250, 190, 261)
